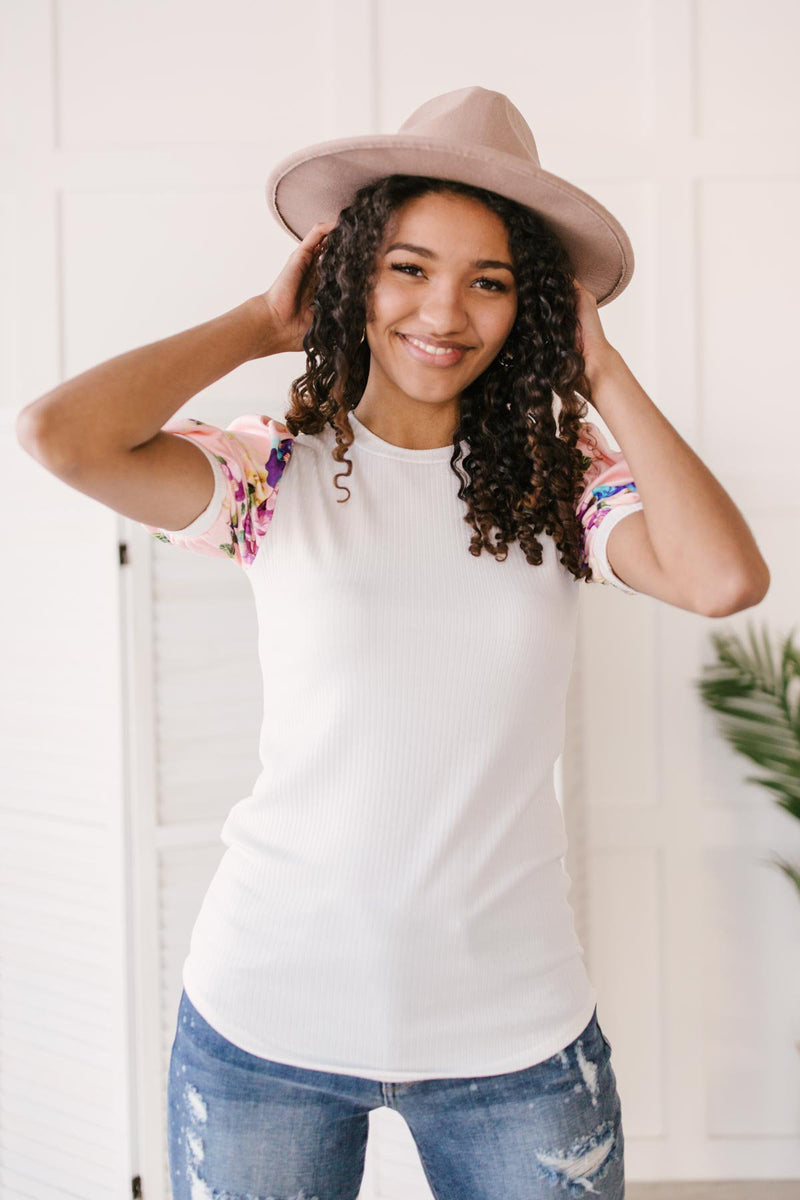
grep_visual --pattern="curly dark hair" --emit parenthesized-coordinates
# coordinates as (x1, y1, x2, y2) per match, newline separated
(283, 173, 600, 583)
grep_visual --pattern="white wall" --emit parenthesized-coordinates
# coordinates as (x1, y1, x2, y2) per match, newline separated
(1, 1, 798, 1197)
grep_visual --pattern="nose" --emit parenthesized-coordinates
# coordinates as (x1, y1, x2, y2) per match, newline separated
(416, 281, 471, 339)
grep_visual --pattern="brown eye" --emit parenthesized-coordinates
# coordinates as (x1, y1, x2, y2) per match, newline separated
(390, 263, 507, 291)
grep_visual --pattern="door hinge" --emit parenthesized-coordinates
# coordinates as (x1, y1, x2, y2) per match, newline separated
(119, 542, 129, 565)
(131, 1175, 142, 1198)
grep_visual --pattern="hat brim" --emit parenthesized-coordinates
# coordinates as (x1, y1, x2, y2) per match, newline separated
(265, 134, 634, 307)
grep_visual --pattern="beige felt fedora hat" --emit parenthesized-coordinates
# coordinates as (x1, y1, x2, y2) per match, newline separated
(265, 85, 634, 308)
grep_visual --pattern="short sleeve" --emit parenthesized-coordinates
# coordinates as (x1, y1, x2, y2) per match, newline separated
(142, 414, 294, 568)
(575, 420, 644, 596)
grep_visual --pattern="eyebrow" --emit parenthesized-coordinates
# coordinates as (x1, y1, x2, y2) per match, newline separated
(384, 242, 516, 277)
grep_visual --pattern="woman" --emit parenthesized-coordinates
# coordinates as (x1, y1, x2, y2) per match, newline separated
(18, 86, 769, 1200)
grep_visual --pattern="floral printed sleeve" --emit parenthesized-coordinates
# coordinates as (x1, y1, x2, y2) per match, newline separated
(142, 414, 295, 569)
(575, 420, 644, 595)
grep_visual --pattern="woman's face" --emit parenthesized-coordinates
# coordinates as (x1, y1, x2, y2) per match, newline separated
(363, 192, 518, 411)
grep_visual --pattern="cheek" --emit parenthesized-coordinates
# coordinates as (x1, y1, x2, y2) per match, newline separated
(480, 308, 515, 347)
(371, 280, 410, 319)
(493, 300, 517, 341)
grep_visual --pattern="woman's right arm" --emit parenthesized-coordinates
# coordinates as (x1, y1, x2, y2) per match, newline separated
(15, 296, 281, 532)
(15, 219, 335, 533)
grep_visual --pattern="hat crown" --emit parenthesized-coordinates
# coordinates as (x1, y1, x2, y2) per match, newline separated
(397, 86, 541, 168)
(265, 85, 635, 306)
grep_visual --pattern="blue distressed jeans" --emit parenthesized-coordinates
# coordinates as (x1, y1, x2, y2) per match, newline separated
(167, 986, 625, 1198)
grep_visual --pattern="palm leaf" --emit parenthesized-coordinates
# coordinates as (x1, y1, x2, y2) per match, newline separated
(695, 621, 800, 900)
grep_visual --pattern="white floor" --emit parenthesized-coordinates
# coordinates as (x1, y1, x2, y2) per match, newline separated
(628, 1185, 799, 1199)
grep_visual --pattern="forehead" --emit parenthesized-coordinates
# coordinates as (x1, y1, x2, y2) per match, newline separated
(383, 192, 511, 252)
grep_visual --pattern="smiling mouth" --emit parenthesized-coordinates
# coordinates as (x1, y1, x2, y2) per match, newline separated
(397, 333, 468, 365)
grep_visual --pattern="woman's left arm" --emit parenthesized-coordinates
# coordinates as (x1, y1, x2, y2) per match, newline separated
(574, 281, 771, 615)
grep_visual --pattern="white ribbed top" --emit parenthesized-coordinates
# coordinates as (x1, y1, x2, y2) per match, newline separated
(168, 410, 618, 1081)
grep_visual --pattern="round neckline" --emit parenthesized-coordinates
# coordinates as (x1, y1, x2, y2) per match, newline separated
(348, 411, 457, 462)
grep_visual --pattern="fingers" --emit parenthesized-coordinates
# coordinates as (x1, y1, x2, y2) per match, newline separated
(300, 221, 336, 287)
(296, 222, 336, 318)
(293, 223, 335, 288)
(300, 219, 336, 248)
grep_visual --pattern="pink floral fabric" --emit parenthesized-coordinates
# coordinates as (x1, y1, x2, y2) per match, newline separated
(575, 420, 644, 595)
(143, 414, 295, 568)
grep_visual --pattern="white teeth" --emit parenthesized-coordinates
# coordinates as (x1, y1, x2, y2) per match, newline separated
(404, 335, 460, 356)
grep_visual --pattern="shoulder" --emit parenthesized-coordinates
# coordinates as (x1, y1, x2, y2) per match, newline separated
(226, 414, 294, 445)
(575, 420, 631, 497)
(221, 414, 296, 479)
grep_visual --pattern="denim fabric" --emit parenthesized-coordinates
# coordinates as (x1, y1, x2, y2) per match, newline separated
(167, 986, 625, 1199)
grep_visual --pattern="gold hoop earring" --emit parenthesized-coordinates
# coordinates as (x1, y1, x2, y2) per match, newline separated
(358, 326, 366, 345)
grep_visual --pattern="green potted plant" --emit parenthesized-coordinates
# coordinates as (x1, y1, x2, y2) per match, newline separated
(695, 621, 800, 897)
